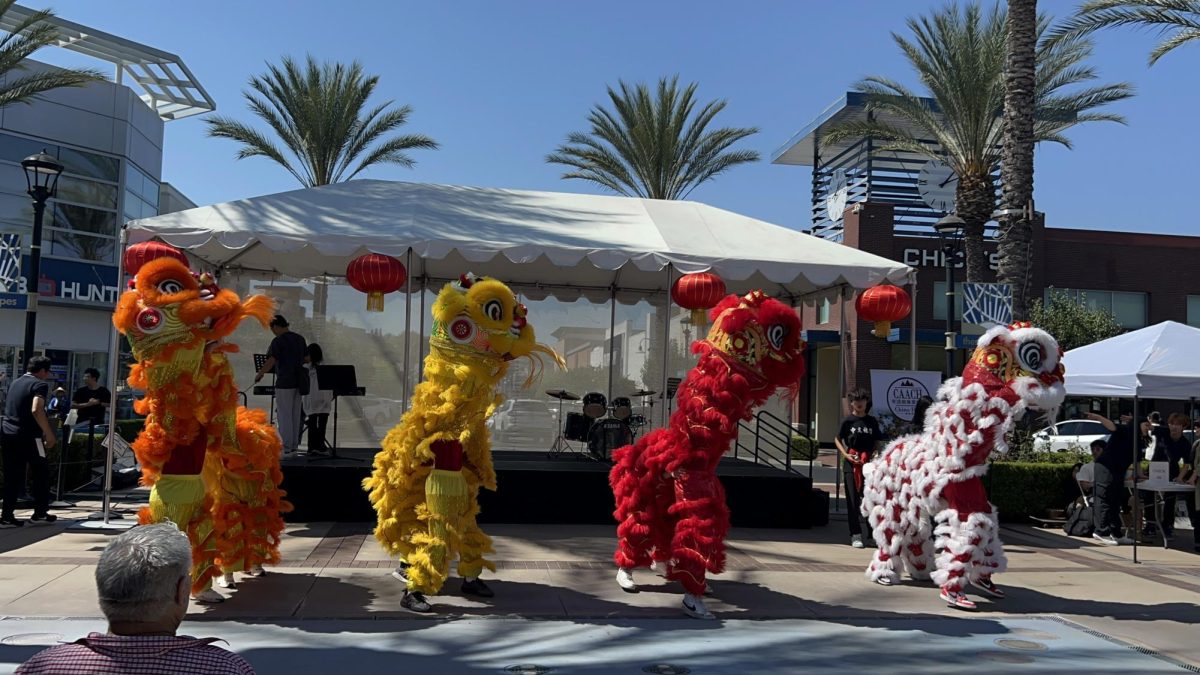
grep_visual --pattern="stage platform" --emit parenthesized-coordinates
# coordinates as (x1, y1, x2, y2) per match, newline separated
(280, 449, 829, 528)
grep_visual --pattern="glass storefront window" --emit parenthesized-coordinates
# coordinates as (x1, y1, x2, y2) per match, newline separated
(58, 147, 120, 183)
(1111, 291, 1147, 328)
(58, 175, 118, 210)
(53, 203, 117, 237)
(48, 229, 116, 262)
(1188, 296, 1200, 328)
(0, 133, 54, 167)
(932, 281, 965, 321)
(0, 192, 32, 223)
(126, 164, 159, 208)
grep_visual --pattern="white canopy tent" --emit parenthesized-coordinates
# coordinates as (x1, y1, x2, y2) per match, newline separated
(92, 180, 915, 526)
(1063, 321, 1200, 400)
(123, 180, 912, 300)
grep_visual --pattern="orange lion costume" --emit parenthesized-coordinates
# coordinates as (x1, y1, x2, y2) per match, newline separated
(113, 247, 289, 602)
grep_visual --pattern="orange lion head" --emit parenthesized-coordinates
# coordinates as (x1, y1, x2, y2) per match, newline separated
(113, 257, 273, 364)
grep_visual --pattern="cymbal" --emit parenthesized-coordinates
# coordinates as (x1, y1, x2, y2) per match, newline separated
(546, 389, 581, 400)
(631, 389, 657, 397)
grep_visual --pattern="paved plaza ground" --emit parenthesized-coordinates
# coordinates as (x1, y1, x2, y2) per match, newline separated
(0, 498, 1196, 673)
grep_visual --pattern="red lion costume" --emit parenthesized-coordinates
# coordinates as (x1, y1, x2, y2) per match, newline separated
(609, 290, 805, 619)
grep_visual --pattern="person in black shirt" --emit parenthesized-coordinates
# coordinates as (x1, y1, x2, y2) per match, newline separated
(836, 388, 884, 548)
(0, 356, 58, 527)
(71, 368, 111, 430)
(1143, 412, 1195, 540)
(255, 315, 307, 455)
(1087, 412, 1149, 545)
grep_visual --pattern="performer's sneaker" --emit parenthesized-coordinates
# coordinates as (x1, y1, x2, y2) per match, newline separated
(391, 562, 410, 584)
(875, 575, 894, 587)
(0, 516, 22, 528)
(28, 513, 56, 525)
(970, 575, 1005, 599)
(1092, 533, 1119, 546)
(682, 593, 715, 620)
(216, 573, 236, 589)
(616, 568, 638, 593)
(193, 589, 224, 605)
(939, 586, 976, 611)
(850, 535, 865, 548)
(461, 577, 495, 598)
(247, 564, 265, 577)
(401, 590, 432, 613)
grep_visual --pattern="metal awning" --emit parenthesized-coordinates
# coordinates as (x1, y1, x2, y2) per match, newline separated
(0, 4, 215, 120)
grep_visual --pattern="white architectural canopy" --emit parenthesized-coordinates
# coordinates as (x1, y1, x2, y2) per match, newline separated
(126, 180, 912, 301)
(1063, 321, 1200, 400)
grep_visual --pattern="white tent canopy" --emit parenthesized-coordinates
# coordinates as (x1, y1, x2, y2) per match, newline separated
(126, 180, 912, 300)
(1063, 321, 1200, 400)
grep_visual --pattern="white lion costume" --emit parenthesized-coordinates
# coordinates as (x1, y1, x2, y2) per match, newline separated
(861, 321, 1065, 610)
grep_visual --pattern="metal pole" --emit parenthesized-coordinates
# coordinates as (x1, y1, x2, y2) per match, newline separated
(660, 264, 674, 429)
(417, 271, 427, 382)
(100, 227, 129, 524)
(836, 285, 848, 512)
(1133, 394, 1140, 564)
(908, 271, 918, 370)
(607, 285, 617, 403)
(944, 243, 956, 378)
(21, 195, 49, 363)
(402, 248, 413, 413)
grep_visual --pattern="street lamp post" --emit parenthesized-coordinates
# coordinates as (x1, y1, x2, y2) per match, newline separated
(19, 150, 63, 364)
(934, 214, 965, 379)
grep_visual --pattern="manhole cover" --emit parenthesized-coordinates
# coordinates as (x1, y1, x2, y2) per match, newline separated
(979, 650, 1036, 664)
(643, 666, 691, 675)
(995, 638, 1049, 652)
(503, 666, 552, 675)
(1009, 627, 1061, 641)
(1, 633, 63, 646)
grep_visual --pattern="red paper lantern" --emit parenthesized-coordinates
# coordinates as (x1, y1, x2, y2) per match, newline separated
(346, 253, 407, 312)
(856, 285, 912, 338)
(672, 272, 727, 327)
(124, 240, 188, 277)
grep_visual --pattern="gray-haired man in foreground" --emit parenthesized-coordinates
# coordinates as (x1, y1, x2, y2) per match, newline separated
(17, 523, 255, 674)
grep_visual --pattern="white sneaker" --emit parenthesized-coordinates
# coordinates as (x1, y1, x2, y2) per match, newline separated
(247, 564, 265, 577)
(1092, 533, 1119, 546)
(851, 535, 865, 549)
(391, 562, 410, 584)
(682, 593, 715, 620)
(193, 588, 224, 604)
(616, 567, 638, 593)
(875, 575, 894, 586)
(216, 573, 236, 589)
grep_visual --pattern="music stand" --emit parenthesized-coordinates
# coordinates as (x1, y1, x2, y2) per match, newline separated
(310, 365, 362, 462)
(253, 354, 275, 424)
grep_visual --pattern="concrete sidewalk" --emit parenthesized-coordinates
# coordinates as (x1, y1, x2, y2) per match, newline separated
(0, 500, 1196, 673)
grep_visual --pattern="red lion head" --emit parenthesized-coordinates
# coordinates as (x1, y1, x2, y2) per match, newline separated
(698, 290, 806, 398)
(961, 321, 1066, 419)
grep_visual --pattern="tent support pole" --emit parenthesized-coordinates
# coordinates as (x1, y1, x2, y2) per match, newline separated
(402, 249, 413, 414)
(836, 285, 848, 512)
(418, 269, 427, 382)
(607, 284, 617, 404)
(908, 271, 918, 370)
(660, 265, 674, 429)
(1133, 393, 1140, 564)
(97, 226, 129, 527)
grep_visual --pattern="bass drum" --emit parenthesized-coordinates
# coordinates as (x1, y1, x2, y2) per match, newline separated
(563, 412, 592, 442)
(588, 418, 634, 461)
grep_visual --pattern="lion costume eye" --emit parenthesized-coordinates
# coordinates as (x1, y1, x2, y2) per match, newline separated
(1017, 340, 1045, 372)
(136, 308, 164, 334)
(767, 323, 787, 350)
(448, 317, 476, 344)
(483, 299, 503, 323)
(157, 279, 184, 295)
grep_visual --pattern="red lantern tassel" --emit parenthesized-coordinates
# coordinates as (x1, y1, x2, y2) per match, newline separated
(367, 291, 385, 312)
(873, 320, 891, 338)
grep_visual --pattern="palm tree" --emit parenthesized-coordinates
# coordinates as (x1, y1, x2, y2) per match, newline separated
(998, 0, 1038, 318)
(0, 0, 103, 108)
(546, 76, 759, 200)
(1051, 0, 1200, 65)
(825, 2, 1132, 282)
(206, 55, 438, 187)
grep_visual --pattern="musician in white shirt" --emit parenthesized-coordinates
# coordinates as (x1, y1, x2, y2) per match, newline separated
(303, 344, 334, 455)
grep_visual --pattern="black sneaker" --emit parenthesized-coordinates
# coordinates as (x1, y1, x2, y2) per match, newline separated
(29, 514, 56, 525)
(0, 517, 23, 528)
(401, 590, 432, 613)
(461, 577, 495, 598)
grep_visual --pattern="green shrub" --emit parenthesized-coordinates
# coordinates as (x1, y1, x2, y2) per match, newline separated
(988, 462, 1078, 522)
(115, 419, 145, 442)
(790, 434, 819, 461)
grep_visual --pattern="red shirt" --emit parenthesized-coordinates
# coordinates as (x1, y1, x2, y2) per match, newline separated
(16, 633, 255, 675)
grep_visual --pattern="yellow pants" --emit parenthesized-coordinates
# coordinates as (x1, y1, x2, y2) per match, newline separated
(142, 474, 219, 594)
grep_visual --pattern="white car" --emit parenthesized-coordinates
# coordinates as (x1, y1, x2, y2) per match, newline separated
(491, 399, 558, 447)
(1032, 419, 1110, 453)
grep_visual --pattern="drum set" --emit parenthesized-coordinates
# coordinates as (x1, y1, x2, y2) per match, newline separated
(546, 388, 656, 461)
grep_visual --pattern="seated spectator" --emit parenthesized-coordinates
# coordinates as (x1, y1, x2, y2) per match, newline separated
(16, 523, 255, 675)
(1076, 439, 1106, 493)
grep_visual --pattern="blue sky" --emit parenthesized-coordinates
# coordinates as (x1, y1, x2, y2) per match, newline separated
(30, 0, 1200, 236)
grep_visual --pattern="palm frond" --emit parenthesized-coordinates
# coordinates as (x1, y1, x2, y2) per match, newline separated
(1048, 0, 1200, 65)
(0, 2, 104, 105)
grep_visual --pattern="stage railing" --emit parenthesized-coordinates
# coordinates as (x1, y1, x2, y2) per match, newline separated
(733, 410, 809, 476)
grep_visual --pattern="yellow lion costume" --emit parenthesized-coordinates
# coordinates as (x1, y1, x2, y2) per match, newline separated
(113, 252, 289, 601)
(364, 273, 560, 613)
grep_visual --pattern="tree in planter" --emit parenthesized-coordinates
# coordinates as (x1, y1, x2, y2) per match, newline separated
(1028, 288, 1123, 352)
(824, 2, 1131, 282)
